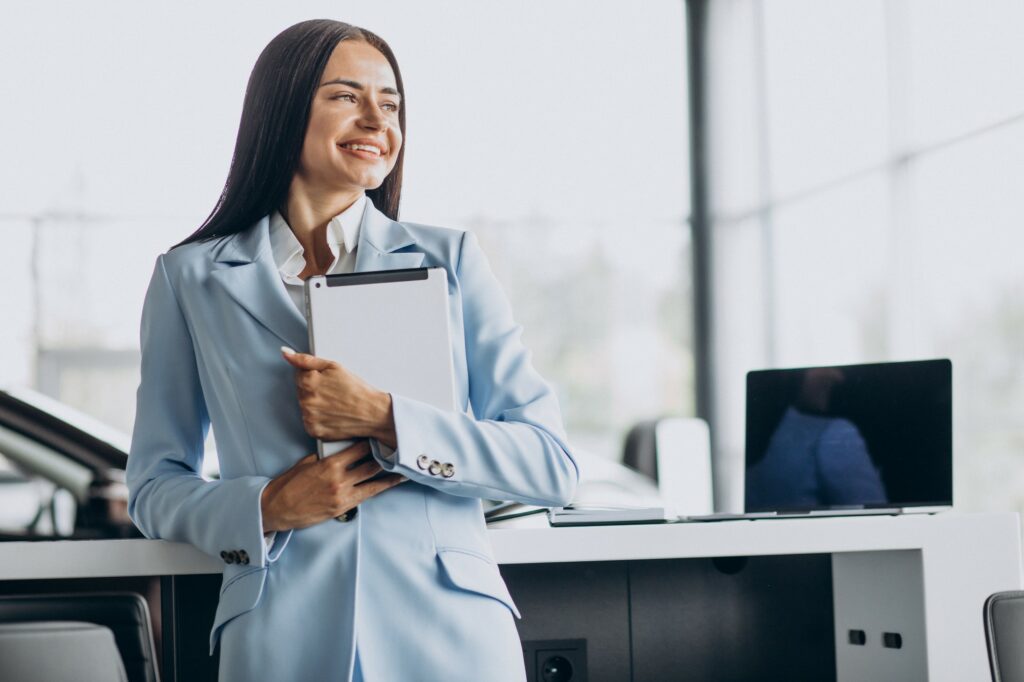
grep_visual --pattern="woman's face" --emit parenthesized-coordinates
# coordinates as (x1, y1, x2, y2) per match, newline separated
(297, 40, 403, 193)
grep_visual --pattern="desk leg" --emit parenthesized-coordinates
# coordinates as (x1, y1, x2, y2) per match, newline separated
(160, 574, 220, 682)
(832, 551, 926, 682)
(160, 576, 178, 682)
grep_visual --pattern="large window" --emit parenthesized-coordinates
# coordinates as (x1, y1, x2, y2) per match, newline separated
(0, 3, 691, 464)
(706, 0, 1024, 512)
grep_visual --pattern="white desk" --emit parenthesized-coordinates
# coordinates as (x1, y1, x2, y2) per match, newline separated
(0, 512, 1019, 681)
(490, 512, 1022, 681)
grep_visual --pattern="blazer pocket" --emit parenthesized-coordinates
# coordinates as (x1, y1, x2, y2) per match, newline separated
(436, 547, 521, 619)
(209, 566, 268, 655)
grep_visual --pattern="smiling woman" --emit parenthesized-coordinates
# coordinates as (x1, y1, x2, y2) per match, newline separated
(125, 18, 577, 682)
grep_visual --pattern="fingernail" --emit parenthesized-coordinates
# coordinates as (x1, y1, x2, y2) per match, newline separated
(281, 346, 296, 355)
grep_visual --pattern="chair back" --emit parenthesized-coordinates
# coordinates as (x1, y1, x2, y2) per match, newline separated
(0, 592, 158, 682)
(622, 417, 714, 515)
(622, 419, 660, 482)
(0, 620, 128, 682)
(985, 590, 1024, 682)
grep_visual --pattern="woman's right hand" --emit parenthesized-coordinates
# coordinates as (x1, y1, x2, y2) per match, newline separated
(260, 440, 407, 532)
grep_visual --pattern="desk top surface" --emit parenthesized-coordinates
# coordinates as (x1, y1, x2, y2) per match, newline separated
(0, 511, 1017, 580)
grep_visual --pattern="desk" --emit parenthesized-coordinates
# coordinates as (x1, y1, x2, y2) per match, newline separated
(0, 512, 1019, 681)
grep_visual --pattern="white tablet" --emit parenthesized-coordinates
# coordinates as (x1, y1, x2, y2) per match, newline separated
(304, 267, 457, 458)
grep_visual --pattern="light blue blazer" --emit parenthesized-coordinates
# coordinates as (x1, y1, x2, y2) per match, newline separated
(126, 197, 579, 681)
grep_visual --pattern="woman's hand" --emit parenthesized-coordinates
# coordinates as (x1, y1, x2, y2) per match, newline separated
(281, 347, 398, 447)
(260, 441, 407, 532)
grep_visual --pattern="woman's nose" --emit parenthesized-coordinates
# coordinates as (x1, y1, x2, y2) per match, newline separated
(358, 103, 386, 129)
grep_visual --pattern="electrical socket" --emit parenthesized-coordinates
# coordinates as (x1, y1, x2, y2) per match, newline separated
(522, 638, 588, 682)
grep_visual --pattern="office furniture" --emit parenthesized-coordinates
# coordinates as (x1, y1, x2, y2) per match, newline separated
(0, 513, 1018, 681)
(0, 620, 127, 681)
(985, 590, 1024, 681)
(622, 419, 660, 480)
(622, 417, 714, 516)
(0, 592, 159, 682)
(653, 418, 714, 516)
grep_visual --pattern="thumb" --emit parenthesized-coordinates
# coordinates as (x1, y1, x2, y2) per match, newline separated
(281, 347, 334, 371)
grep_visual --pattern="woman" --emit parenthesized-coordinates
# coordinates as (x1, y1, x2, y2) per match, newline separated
(126, 19, 577, 682)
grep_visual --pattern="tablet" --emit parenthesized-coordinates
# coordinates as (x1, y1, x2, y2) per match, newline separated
(304, 267, 457, 459)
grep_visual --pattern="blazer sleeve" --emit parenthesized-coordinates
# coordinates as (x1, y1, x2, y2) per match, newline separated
(126, 254, 289, 568)
(373, 231, 579, 506)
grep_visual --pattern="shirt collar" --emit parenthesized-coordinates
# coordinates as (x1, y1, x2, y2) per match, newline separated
(329, 193, 366, 255)
(268, 194, 367, 281)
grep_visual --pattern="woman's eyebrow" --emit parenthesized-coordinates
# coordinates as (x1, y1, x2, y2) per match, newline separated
(319, 78, 401, 97)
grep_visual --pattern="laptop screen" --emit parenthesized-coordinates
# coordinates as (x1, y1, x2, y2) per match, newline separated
(744, 359, 952, 513)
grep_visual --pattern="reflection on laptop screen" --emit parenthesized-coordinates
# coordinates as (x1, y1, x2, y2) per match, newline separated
(744, 359, 952, 513)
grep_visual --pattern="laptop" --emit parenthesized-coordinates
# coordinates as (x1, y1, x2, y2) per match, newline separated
(684, 358, 953, 521)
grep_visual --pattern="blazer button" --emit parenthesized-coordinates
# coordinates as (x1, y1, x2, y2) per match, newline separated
(417, 454, 431, 470)
(238, 550, 250, 565)
(221, 550, 234, 565)
(441, 462, 455, 478)
(428, 460, 442, 476)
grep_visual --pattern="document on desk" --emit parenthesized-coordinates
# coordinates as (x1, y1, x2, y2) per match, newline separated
(304, 267, 457, 458)
(547, 505, 669, 526)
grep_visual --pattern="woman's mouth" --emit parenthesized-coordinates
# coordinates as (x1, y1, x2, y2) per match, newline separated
(338, 143, 384, 160)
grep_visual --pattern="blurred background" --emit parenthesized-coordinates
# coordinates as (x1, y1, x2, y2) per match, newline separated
(0, 0, 1021, 524)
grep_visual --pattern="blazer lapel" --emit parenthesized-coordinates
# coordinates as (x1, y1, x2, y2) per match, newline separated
(210, 216, 310, 352)
(354, 200, 425, 273)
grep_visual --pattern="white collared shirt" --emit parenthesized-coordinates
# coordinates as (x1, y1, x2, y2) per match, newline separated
(269, 193, 367, 313)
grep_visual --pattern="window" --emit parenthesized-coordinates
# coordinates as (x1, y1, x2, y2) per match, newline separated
(0, 2, 692, 465)
(706, 0, 1024, 513)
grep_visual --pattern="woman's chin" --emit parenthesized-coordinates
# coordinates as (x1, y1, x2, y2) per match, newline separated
(329, 171, 385, 192)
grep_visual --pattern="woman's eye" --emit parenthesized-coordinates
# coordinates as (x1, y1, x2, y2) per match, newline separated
(331, 92, 398, 112)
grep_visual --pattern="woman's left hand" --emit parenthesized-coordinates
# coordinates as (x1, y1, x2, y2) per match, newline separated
(281, 347, 398, 447)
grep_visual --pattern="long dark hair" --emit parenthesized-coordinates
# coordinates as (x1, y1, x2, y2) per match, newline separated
(174, 20, 406, 249)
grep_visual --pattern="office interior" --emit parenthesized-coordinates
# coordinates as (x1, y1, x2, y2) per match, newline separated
(1, 1, 1022, 681)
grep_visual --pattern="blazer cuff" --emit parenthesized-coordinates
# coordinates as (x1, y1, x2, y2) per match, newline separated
(373, 394, 460, 484)
(209, 476, 291, 569)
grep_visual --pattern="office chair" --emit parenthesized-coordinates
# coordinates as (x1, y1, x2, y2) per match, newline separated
(985, 590, 1024, 681)
(622, 417, 714, 516)
(0, 620, 128, 681)
(622, 419, 660, 482)
(0, 592, 159, 682)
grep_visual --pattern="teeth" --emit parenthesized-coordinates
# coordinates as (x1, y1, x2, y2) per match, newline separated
(341, 143, 381, 155)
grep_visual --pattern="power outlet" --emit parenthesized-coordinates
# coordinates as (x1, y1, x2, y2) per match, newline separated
(522, 639, 587, 682)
